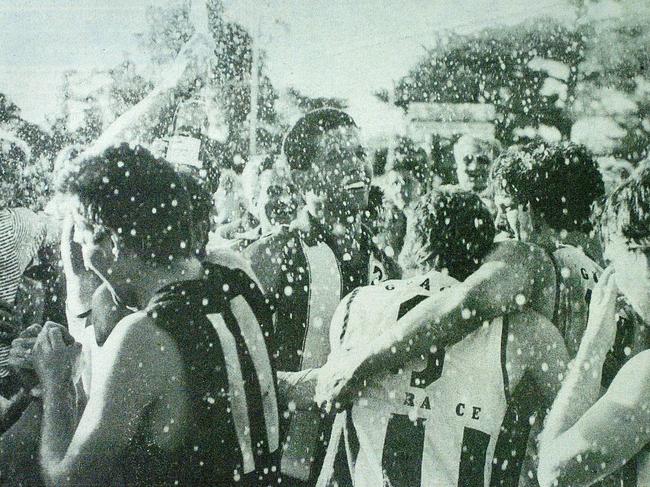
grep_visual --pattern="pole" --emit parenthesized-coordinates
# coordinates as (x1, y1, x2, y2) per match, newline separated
(249, 15, 261, 157)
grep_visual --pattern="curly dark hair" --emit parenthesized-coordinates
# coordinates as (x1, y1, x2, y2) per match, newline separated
(59, 144, 195, 264)
(489, 145, 533, 202)
(282, 108, 358, 171)
(407, 186, 495, 280)
(600, 158, 650, 248)
(492, 142, 604, 233)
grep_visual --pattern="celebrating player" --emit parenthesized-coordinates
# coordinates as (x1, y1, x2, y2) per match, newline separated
(31, 144, 280, 486)
(538, 160, 650, 487)
(245, 108, 399, 485)
(316, 187, 567, 486)
(317, 142, 611, 404)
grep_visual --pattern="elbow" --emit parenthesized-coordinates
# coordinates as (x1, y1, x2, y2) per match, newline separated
(537, 450, 572, 487)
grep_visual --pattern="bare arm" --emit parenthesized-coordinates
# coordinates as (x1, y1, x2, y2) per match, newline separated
(36, 315, 169, 486)
(538, 351, 650, 487)
(82, 33, 214, 157)
(537, 267, 643, 487)
(316, 241, 555, 406)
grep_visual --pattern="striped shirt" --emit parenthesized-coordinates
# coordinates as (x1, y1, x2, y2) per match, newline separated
(245, 217, 399, 483)
(0, 208, 45, 378)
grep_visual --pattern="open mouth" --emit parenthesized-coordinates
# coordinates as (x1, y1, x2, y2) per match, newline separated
(344, 181, 366, 191)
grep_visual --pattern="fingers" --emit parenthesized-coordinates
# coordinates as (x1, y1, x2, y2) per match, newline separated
(43, 321, 75, 345)
(47, 327, 66, 350)
(19, 323, 42, 339)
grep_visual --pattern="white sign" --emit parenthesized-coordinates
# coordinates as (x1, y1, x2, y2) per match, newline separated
(165, 135, 202, 168)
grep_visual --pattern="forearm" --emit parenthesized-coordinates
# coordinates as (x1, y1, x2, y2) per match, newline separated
(86, 85, 178, 155)
(360, 284, 472, 378)
(40, 380, 77, 485)
(539, 336, 608, 458)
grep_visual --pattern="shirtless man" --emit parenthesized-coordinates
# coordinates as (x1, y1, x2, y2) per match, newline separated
(31, 144, 280, 486)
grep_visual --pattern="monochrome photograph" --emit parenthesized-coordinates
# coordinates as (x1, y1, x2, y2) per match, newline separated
(0, 0, 649, 485)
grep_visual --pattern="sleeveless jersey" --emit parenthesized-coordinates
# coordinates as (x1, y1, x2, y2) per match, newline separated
(121, 263, 280, 486)
(245, 217, 398, 483)
(549, 245, 602, 358)
(321, 271, 513, 487)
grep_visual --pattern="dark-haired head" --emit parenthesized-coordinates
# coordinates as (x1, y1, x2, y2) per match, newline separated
(283, 108, 358, 171)
(492, 142, 604, 235)
(403, 186, 495, 280)
(59, 143, 195, 266)
(283, 108, 372, 229)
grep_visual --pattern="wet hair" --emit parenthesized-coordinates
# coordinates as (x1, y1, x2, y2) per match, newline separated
(407, 186, 495, 280)
(489, 145, 533, 201)
(600, 158, 650, 248)
(493, 142, 604, 233)
(282, 108, 358, 171)
(59, 143, 195, 264)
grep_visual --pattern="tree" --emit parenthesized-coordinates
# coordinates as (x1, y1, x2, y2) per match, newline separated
(571, 4, 650, 164)
(390, 18, 585, 145)
(0, 94, 56, 209)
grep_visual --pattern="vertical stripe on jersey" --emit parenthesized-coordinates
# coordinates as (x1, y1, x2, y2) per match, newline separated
(300, 241, 342, 369)
(206, 313, 256, 474)
(545, 250, 562, 330)
(381, 414, 426, 487)
(458, 427, 491, 487)
(282, 240, 342, 482)
(230, 295, 280, 452)
(489, 371, 535, 487)
(221, 305, 270, 474)
(339, 288, 360, 344)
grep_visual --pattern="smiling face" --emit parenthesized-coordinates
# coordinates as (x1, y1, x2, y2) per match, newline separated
(454, 137, 495, 193)
(298, 126, 372, 229)
(257, 167, 300, 229)
(384, 169, 420, 211)
(72, 212, 118, 284)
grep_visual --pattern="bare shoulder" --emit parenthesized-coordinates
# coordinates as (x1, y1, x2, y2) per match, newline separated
(487, 239, 551, 268)
(99, 312, 179, 374)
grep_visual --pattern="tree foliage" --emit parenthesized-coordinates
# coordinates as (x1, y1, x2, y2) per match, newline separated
(392, 18, 584, 144)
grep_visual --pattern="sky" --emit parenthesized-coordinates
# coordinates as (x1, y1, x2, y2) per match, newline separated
(0, 0, 577, 127)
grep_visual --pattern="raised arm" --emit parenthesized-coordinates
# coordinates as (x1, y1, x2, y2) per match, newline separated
(536, 267, 649, 487)
(316, 240, 555, 407)
(82, 33, 214, 157)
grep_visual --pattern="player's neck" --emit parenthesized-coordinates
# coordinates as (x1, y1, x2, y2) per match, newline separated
(112, 257, 204, 310)
(532, 224, 595, 254)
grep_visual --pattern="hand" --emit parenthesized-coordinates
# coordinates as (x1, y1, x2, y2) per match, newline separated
(61, 214, 101, 315)
(32, 322, 80, 390)
(8, 324, 42, 370)
(315, 351, 368, 412)
(584, 266, 618, 355)
(159, 32, 216, 94)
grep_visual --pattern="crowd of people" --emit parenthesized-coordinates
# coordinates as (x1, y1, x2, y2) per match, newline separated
(0, 102, 648, 487)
